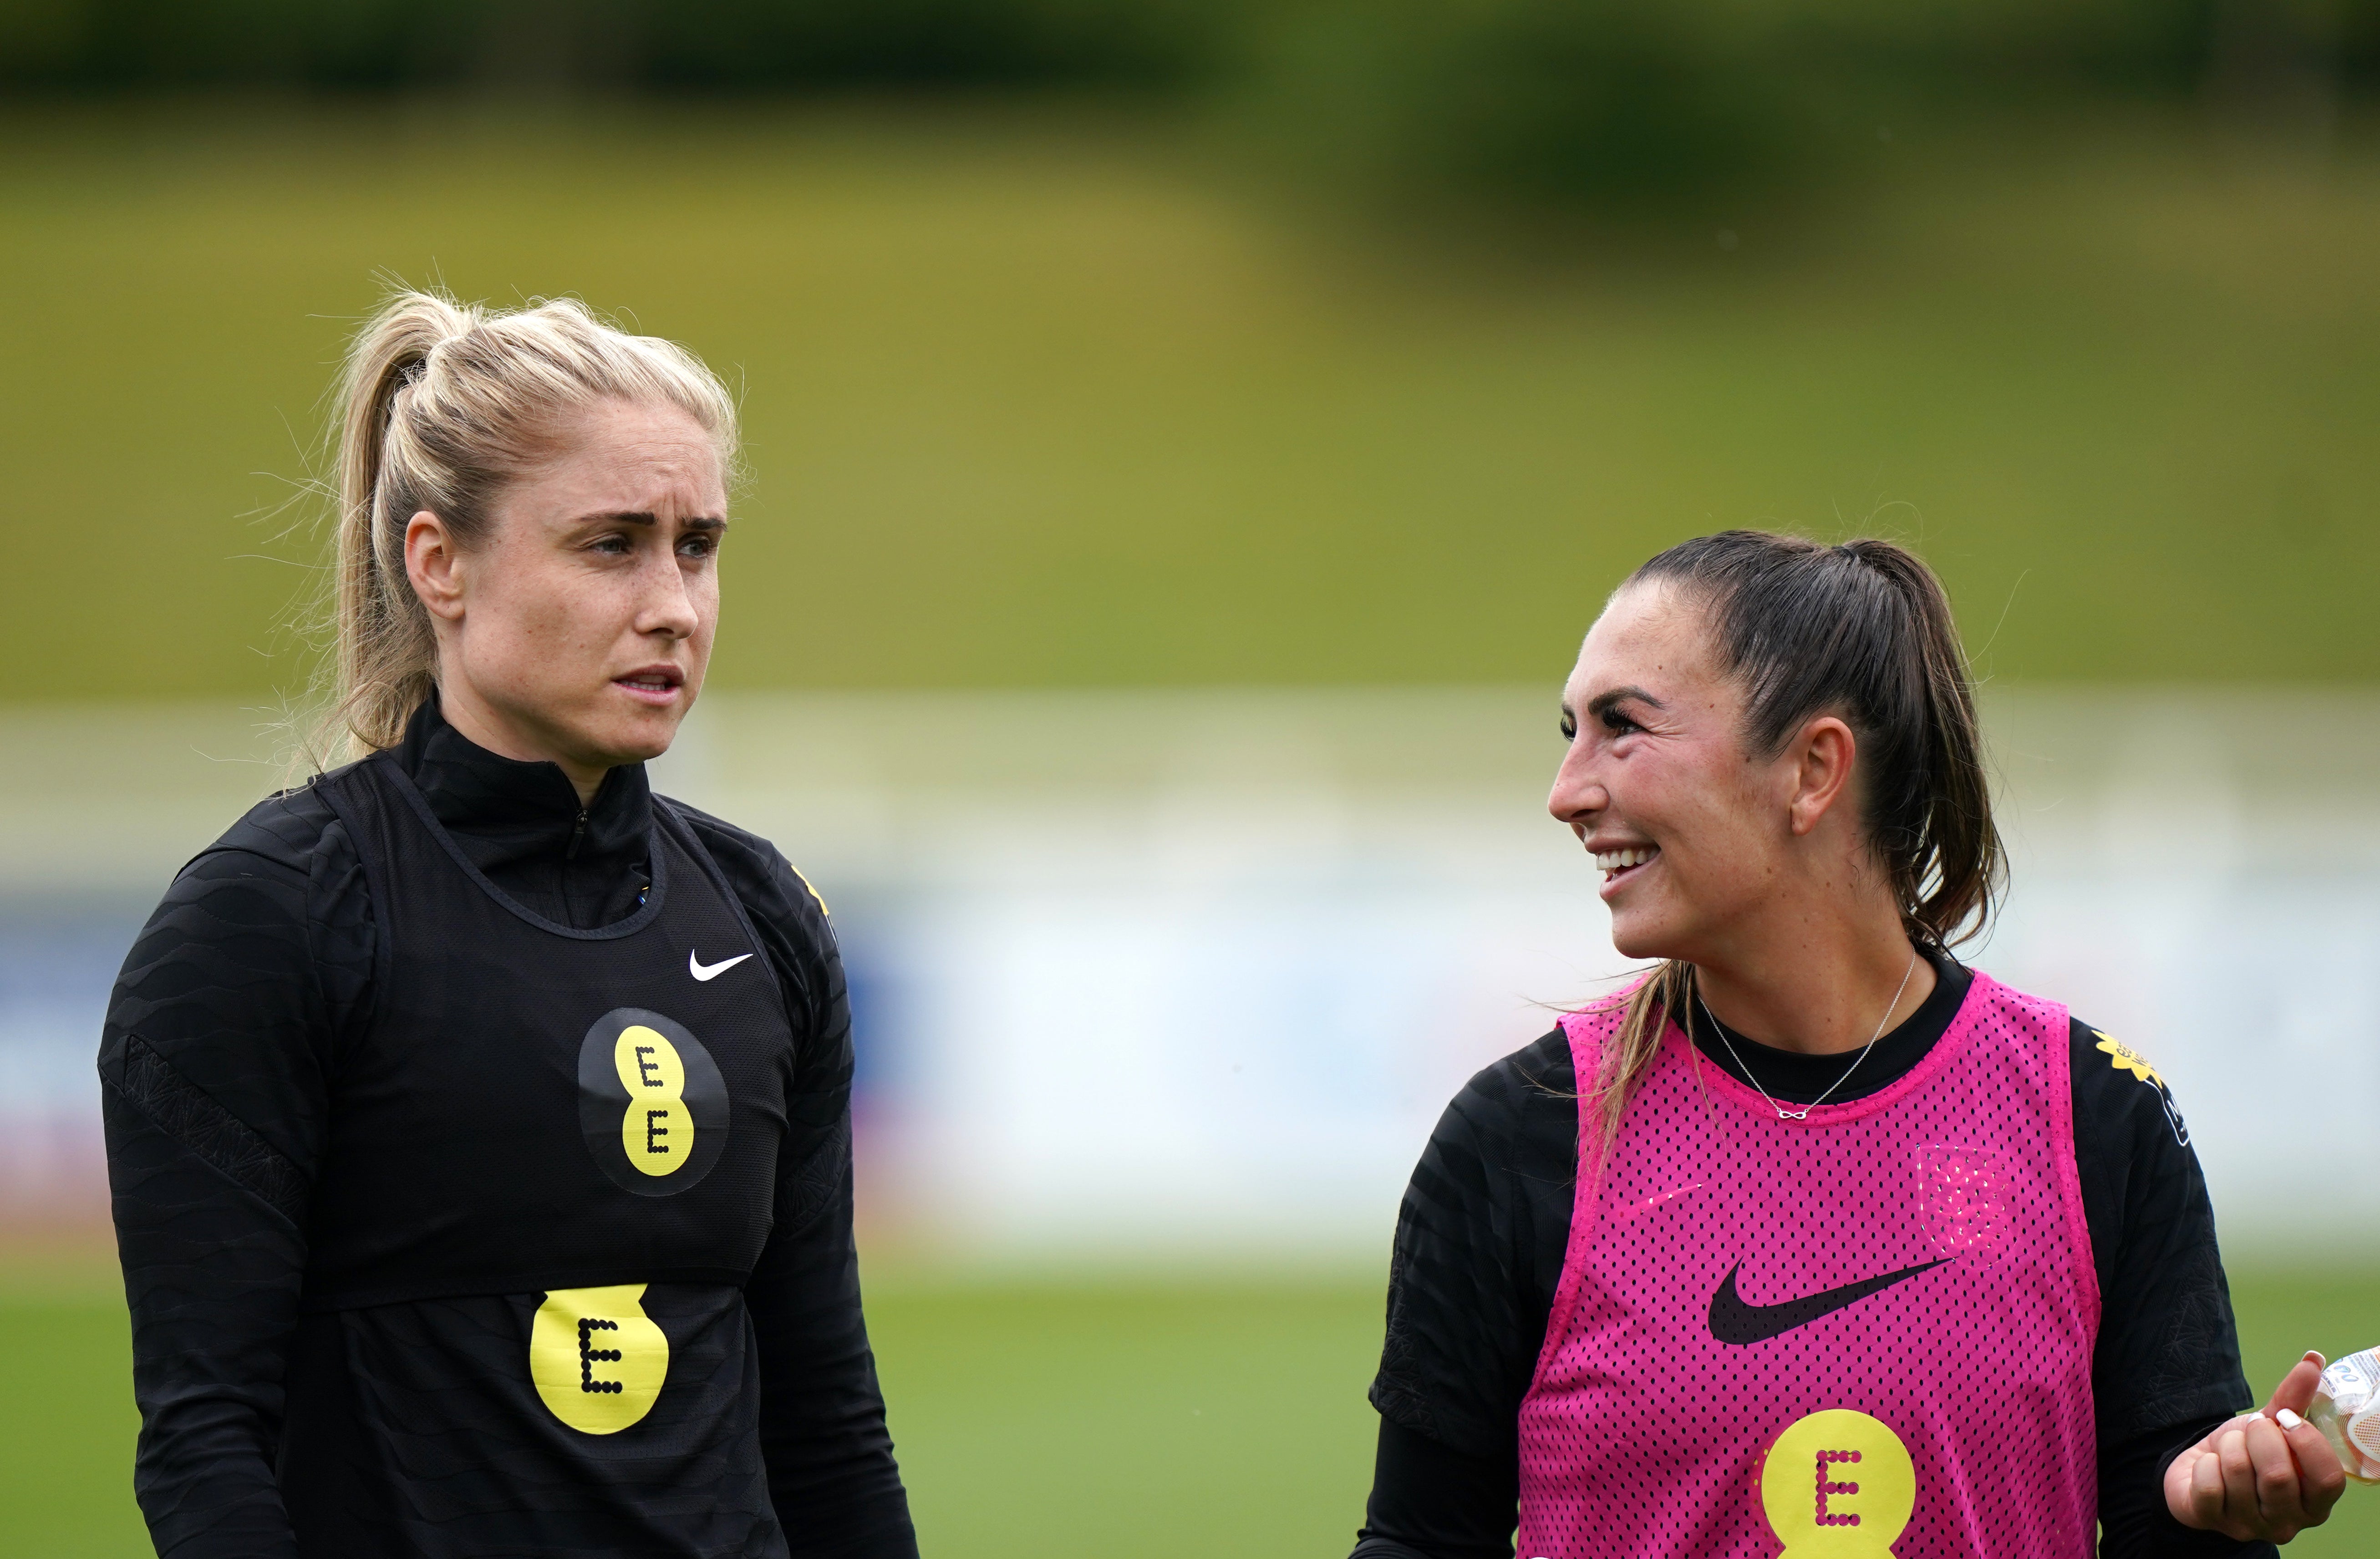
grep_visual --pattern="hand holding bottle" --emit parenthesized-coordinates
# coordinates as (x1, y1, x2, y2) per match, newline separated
(2164, 1351, 2348, 1542)
(2307, 1349, 2380, 1486)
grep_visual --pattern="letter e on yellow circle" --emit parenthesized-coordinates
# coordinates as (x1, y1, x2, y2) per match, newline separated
(613, 1026, 692, 1177)
(1761, 1409, 1915, 1558)
(530, 1285, 669, 1433)
(615, 1026, 686, 1095)
(622, 1096, 692, 1174)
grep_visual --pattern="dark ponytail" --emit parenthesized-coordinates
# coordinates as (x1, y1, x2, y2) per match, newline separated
(1583, 530, 2003, 1149)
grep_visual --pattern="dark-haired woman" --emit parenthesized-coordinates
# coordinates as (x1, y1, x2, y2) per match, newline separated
(100, 292, 915, 1558)
(1350, 533, 2341, 1558)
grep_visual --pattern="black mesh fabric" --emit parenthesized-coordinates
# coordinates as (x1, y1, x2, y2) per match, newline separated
(102, 698, 914, 1559)
(280, 1289, 778, 1558)
(300, 755, 792, 1309)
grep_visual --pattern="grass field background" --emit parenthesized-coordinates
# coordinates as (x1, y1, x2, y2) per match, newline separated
(6, 102, 2380, 698)
(6, 1265, 2376, 1558)
(10, 95, 2380, 1558)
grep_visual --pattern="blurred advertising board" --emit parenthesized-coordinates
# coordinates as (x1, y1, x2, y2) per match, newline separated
(3, 688, 2373, 1263)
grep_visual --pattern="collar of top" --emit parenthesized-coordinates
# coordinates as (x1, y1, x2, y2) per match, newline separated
(393, 695, 654, 878)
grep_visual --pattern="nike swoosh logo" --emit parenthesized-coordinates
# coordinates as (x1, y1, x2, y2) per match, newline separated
(689, 950, 754, 982)
(1707, 1257, 1949, 1345)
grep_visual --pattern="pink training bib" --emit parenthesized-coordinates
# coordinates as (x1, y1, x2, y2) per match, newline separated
(1515, 971, 2099, 1559)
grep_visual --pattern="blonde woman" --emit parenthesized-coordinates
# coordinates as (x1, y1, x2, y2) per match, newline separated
(99, 292, 916, 1557)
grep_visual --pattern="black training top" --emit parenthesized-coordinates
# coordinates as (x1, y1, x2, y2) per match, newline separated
(1354, 953, 2270, 1559)
(99, 698, 917, 1559)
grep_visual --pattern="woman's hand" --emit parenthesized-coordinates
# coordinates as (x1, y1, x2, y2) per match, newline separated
(2165, 1351, 2349, 1541)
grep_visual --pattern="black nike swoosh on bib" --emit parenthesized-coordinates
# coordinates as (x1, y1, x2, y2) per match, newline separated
(1707, 1257, 1950, 1345)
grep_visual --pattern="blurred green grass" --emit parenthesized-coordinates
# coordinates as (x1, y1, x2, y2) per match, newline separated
(8, 1269, 2375, 1558)
(5, 102, 2380, 701)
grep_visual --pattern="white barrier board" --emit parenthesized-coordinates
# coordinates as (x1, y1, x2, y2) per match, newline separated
(2, 688, 2372, 1261)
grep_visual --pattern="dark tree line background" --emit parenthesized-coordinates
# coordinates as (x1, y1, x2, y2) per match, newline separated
(5, 0, 2371, 208)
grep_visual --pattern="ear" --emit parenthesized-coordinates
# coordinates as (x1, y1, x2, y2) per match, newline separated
(405, 511, 468, 623)
(1785, 715, 1858, 838)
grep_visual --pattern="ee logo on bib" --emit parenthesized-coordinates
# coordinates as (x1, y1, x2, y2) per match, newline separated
(578, 1008, 728, 1196)
(531, 1285, 668, 1433)
(1761, 1410, 1915, 1557)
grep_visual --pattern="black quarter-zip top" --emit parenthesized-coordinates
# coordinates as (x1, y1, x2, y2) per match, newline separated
(98, 696, 916, 1559)
(398, 696, 651, 929)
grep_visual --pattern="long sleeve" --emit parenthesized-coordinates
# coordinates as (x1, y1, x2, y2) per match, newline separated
(1368, 1030, 1576, 1460)
(97, 793, 373, 1559)
(1356, 1031, 1576, 1559)
(1353, 1419, 1515, 1559)
(687, 811, 918, 1557)
(2068, 1020, 2271, 1557)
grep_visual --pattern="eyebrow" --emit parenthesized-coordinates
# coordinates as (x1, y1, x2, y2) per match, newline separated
(1585, 685, 1665, 718)
(573, 511, 728, 531)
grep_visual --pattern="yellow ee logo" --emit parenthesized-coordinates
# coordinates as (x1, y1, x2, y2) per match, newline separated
(529, 1285, 669, 1434)
(578, 1008, 729, 1197)
(2093, 1030, 2165, 1089)
(1760, 1410, 1915, 1557)
(615, 1026, 692, 1176)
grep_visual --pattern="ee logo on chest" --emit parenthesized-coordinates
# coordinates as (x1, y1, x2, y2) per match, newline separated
(1519, 1409, 1916, 1559)
(578, 1008, 730, 1196)
(530, 1285, 669, 1433)
(615, 1026, 691, 1172)
(1760, 1410, 1916, 1557)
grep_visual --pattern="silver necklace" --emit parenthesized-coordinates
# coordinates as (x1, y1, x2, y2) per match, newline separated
(1699, 950, 1919, 1122)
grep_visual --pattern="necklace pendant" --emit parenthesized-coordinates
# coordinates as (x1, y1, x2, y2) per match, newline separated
(1697, 948, 1916, 1131)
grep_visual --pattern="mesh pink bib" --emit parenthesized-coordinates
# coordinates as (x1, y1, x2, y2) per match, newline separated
(1515, 971, 2099, 1559)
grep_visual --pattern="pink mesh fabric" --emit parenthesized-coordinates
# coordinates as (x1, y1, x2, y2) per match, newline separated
(1515, 972, 2100, 1558)
(1913, 1145, 2012, 1270)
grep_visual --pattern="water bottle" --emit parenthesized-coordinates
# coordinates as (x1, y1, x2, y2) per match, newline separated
(2309, 1350, 2380, 1485)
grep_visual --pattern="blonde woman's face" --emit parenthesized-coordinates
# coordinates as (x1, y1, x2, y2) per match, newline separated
(411, 398, 727, 788)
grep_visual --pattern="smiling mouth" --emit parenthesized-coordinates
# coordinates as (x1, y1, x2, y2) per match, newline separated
(1593, 844, 1659, 885)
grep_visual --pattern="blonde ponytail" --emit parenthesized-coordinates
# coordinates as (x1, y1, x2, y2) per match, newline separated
(331, 292, 473, 758)
(316, 287, 738, 761)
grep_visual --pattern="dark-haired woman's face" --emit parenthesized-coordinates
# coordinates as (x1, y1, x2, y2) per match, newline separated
(1548, 584, 1806, 963)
